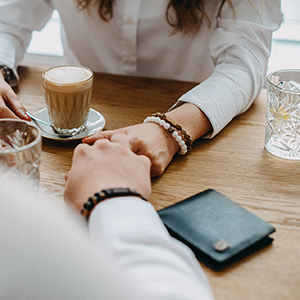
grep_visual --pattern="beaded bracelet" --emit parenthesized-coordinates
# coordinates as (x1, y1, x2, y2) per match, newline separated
(81, 187, 147, 221)
(144, 116, 188, 155)
(152, 113, 193, 151)
(143, 113, 193, 155)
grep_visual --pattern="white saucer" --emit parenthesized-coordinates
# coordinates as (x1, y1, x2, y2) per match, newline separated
(33, 108, 106, 141)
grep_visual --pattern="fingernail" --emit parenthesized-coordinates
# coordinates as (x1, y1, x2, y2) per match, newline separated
(20, 110, 31, 120)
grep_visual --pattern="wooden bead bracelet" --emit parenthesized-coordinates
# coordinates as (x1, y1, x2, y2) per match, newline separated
(143, 112, 193, 155)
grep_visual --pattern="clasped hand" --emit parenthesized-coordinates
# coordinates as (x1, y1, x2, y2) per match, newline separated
(64, 133, 152, 212)
(82, 122, 180, 177)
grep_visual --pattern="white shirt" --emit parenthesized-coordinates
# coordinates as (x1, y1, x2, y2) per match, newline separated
(0, 181, 214, 299)
(0, 0, 281, 136)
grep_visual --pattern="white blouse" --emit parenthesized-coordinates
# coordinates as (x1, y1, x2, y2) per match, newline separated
(0, 0, 281, 136)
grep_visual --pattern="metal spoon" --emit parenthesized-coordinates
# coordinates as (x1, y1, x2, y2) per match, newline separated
(26, 111, 73, 138)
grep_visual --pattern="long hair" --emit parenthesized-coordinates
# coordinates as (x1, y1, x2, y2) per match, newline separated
(76, 0, 234, 33)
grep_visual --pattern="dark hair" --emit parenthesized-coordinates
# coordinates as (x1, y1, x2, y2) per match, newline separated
(76, 0, 234, 33)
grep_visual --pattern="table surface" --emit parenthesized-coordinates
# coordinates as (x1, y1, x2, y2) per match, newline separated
(17, 66, 300, 300)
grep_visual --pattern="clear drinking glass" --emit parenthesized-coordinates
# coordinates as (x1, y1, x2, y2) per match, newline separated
(0, 119, 42, 188)
(265, 69, 300, 159)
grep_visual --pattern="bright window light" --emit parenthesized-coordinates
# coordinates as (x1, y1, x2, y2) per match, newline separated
(26, 10, 63, 57)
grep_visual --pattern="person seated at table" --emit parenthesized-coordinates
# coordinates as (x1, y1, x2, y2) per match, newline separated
(0, 133, 214, 300)
(0, 0, 281, 176)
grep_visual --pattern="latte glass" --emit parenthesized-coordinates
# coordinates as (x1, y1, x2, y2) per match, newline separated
(43, 65, 93, 136)
(0, 119, 42, 188)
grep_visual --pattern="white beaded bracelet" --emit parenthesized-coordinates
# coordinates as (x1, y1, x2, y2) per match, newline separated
(143, 116, 188, 155)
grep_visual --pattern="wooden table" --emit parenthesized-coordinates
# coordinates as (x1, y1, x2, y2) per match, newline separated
(17, 66, 300, 300)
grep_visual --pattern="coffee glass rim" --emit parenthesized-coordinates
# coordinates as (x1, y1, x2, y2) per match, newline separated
(0, 118, 42, 154)
(267, 69, 300, 95)
(42, 64, 94, 85)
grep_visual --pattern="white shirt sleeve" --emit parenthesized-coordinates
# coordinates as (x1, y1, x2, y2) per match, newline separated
(175, 0, 282, 138)
(0, 0, 54, 70)
(89, 197, 214, 300)
(0, 182, 135, 300)
(0, 180, 214, 300)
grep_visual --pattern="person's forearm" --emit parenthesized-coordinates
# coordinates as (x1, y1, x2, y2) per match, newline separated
(167, 102, 212, 141)
(89, 198, 214, 300)
(151, 102, 213, 157)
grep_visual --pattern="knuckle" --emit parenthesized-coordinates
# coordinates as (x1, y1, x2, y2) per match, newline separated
(132, 136, 145, 147)
(140, 154, 151, 166)
(150, 158, 165, 177)
(151, 165, 164, 177)
(94, 138, 110, 149)
(74, 143, 89, 155)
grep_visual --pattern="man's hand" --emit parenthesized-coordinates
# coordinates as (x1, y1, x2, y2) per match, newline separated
(64, 133, 152, 212)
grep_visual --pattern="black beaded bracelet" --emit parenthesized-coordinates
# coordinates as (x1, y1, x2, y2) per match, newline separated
(81, 187, 147, 221)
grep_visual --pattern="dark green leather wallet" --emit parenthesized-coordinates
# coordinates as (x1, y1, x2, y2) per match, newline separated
(158, 189, 275, 271)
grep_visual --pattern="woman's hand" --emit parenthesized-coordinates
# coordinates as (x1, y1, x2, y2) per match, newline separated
(0, 74, 29, 120)
(83, 104, 213, 177)
(64, 133, 152, 212)
(83, 122, 180, 177)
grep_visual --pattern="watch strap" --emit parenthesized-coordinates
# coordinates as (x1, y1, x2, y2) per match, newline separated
(0, 64, 18, 87)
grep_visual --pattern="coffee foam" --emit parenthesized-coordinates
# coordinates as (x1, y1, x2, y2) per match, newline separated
(43, 66, 93, 92)
(44, 65, 92, 83)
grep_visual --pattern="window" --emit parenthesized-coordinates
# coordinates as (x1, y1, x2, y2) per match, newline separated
(268, 0, 300, 73)
(22, 10, 64, 67)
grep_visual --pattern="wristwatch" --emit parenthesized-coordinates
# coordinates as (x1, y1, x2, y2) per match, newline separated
(0, 64, 18, 87)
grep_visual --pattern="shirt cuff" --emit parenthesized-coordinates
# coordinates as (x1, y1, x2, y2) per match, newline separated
(88, 197, 170, 240)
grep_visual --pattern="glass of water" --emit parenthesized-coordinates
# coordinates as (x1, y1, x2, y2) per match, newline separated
(265, 69, 300, 159)
(0, 119, 42, 188)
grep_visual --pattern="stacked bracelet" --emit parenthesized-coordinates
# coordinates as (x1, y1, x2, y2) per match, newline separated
(143, 112, 193, 155)
(153, 112, 193, 151)
(81, 187, 147, 221)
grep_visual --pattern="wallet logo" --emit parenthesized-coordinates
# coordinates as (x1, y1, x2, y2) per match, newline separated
(213, 240, 230, 252)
